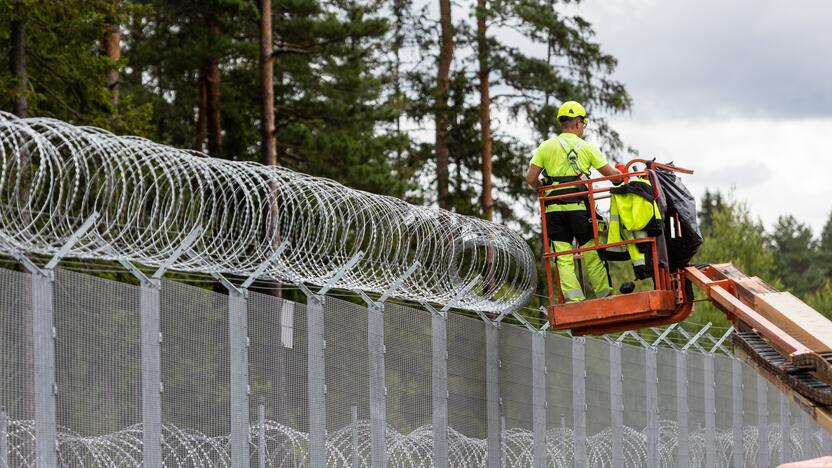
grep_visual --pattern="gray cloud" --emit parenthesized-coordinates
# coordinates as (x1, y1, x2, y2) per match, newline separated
(693, 160, 770, 188)
(582, 0, 832, 119)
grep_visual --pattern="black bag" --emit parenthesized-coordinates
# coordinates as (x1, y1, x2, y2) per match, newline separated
(652, 165, 703, 268)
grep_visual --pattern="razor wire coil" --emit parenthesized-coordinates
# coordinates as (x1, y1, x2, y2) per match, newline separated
(0, 113, 535, 312)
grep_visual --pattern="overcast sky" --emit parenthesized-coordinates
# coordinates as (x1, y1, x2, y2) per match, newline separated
(573, 0, 832, 234)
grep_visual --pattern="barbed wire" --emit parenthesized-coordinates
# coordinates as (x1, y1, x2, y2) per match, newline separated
(0, 113, 536, 313)
(1, 418, 816, 467)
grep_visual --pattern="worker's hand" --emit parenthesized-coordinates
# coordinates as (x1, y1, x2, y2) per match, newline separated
(612, 163, 628, 184)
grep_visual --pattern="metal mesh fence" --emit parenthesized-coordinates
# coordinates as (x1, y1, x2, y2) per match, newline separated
(0, 268, 34, 466)
(247, 290, 310, 467)
(384, 303, 432, 435)
(0, 266, 830, 467)
(160, 279, 230, 437)
(54, 270, 142, 437)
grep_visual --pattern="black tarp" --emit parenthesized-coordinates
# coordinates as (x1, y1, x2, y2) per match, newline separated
(652, 164, 703, 268)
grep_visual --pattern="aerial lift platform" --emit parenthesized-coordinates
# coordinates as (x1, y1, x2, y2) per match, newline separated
(537, 160, 832, 430)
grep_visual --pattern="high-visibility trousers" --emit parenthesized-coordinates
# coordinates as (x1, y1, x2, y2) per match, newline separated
(552, 239, 611, 302)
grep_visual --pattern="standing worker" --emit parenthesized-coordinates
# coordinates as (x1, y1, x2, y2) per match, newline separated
(525, 100, 622, 302)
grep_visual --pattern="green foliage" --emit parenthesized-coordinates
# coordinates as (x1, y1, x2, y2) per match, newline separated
(807, 280, 832, 319)
(0, 0, 152, 133)
(689, 194, 778, 328)
(767, 215, 824, 298)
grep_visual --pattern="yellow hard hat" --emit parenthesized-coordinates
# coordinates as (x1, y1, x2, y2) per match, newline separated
(557, 101, 587, 119)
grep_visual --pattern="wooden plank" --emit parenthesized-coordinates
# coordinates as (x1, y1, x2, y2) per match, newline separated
(754, 292, 832, 353)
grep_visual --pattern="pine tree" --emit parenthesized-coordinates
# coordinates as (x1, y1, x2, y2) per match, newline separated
(768, 215, 824, 298)
(0, 0, 151, 132)
(690, 195, 779, 328)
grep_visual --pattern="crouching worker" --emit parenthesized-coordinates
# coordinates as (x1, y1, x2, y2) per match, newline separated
(526, 100, 622, 302)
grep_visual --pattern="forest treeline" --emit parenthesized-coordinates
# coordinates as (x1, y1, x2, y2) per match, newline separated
(0, 0, 629, 230)
(692, 191, 832, 326)
(1, 0, 829, 324)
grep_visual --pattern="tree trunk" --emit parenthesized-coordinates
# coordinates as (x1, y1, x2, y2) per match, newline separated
(206, 60, 222, 156)
(435, 0, 453, 209)
(9, 1, 28, 118)
(102, 23, 121, 113)
(260, 0, 282, 298)
(206, 21, 223, 157)
(260, 0, 276, 167)
(477, 0, 492, 221)
(195, 67, 208, 152)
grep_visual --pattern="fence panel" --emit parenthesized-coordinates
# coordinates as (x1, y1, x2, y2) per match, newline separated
(0, 268, 34, 466)
(545, 332, 574, 467)
(1, 267, 831, 467)
(248, 291, 310, 467)
(160, 279, 230, 464)
(384, 303, 433, 462)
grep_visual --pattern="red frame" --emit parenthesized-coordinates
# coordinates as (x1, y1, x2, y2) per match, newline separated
(536, 159, 693, 309)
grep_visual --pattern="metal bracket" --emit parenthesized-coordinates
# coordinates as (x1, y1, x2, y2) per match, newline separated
(537, 306, 551, 332)
(357, 290, 382, 312)
(296, 282, 320, 302)
(5, 246, 46, 277)
(628, 330, 652, 349)
(0, 213, 98, 278)
(378, 261, 420, 303)
(616, 331, 631, 344)
(240, 240, 289, 290)
(152, 226, 203, 280)
(682, 322, 713, 352)
(44, 212, 99, 271)
(420, 301, 444, 318)
(651, 324, 679, 349)
(318, 251, 364, 296)
(511, 310, 537, 333)
(441, 275, 481, 314)
(708, 326, 735, 354)
(358, 261, 422, 313)
(93, 231, 156, 288)
(213, 272, 245, 297)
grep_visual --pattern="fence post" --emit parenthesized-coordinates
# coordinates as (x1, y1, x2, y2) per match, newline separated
(366, 304, 386, 468)
(207, 244, 285, 468)
(209, 270, 251, 468)
(109, 225, 201, 467)
(609, 341, 624, 467)
(676, 350, 689, 468)
(422, 276, 477, 468)
(485, 322, 500, 468)
(351, 405, 359, 468)
(360, 262, 418, 468)
(258, 399, 267, 468)
(645, 347, 658, 468)
(757, 374, 769, 467)
(306, 293, 327, 468)
(431, 311, 449, 468)
(31, 270, 57, 468)
(732, 358, 743, 468)
(139, 278, 163, 468)
(228, 288, 250, 468)
(3, 213, 99, 467)
(571, 337, 586, 468)
(703, 352, 717, 467)
(1, 405, 7, 468)
(531, 332, 546, 468)
(780, 392, 791, 463)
